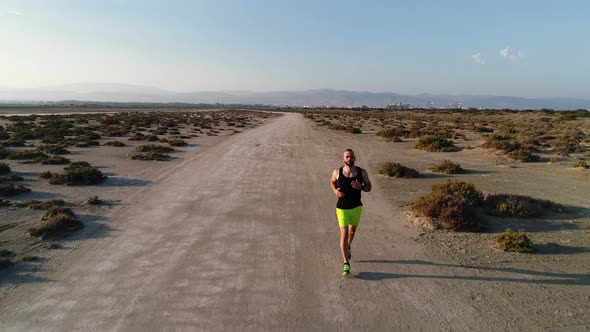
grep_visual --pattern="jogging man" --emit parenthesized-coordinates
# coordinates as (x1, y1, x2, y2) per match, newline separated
(330, 149, 372, 276)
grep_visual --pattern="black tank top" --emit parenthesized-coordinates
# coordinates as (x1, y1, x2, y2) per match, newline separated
(336, 166, 364, 209)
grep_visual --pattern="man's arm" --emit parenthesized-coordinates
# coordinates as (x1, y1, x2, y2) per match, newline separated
(330, 169, 345, 198)
(361, 168, 372, 192)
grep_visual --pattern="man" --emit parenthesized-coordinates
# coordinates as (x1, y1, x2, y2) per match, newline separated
(330, 149, 372, 276)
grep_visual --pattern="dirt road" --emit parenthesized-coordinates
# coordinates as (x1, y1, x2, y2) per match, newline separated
(1, 113, 588, 331)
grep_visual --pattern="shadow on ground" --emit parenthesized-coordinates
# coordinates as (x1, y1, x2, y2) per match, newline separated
(100, 177, 151, 187)
(355, 259, 590, 285)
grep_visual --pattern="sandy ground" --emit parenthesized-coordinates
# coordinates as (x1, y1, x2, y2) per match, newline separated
(0, 112, 589, 331)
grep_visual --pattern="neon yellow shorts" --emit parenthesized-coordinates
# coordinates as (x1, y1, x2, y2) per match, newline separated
(336, 206, 362, 227)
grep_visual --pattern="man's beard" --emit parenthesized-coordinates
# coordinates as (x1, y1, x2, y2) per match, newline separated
(344, 160, 355, 166)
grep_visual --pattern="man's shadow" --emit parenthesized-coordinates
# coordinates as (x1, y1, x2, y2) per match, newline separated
(354, 259, 590, 286)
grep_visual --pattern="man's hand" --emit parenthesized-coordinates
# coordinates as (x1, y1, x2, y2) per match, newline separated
(335, 188, 345, 198)
(351, 179, 363, 190)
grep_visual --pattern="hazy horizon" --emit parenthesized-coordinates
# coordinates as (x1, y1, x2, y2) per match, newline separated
(2, 1, 589, 99)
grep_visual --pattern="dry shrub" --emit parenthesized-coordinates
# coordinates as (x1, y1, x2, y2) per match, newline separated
(135, 144, 174, 153)
(346, 127, 362, 134)
(104, 140, 126, 147)
(12, 199, 65, 209)
(131, 152, 170, 161)
(493, 229, 534, 253)
(575, 160, 589, 169)
(415, 135, 456, 152)
(41, 156, 71, 165)
(0, 183, 31, 196)
(411, 180, 484, 231)
(429, 160, 464, 174)
(378, 162, 419, 178)
(36, 145, 69, 155)
(0, 147, 11, 159)
(27, 207, 83, 237)
(0, 174, 23, 183)
(8, 150, 48, 160)
(16, 255, 38, 262)
(46, 162, 106, 185)
(376, 127, 407, 140)
(87, 196, 102, 205)
(507, 149, 540, 162)
(483, 194, 563, 217)
(168, 138, 187, 146)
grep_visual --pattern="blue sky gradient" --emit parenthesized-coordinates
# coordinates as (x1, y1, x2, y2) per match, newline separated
(1, 0, 589, 98)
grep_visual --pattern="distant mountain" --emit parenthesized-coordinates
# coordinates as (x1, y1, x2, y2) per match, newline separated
(0, 84, 588, 110)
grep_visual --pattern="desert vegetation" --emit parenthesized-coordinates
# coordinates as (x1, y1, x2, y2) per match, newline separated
(303, 108, 589, 165)
(410, 180, 564, 233)
(27, 207, 83, 238)
(493, 229, 535, 253)
(378, 161, 419, 178)
(410, 180, 485, 231)
(41, 162, 107, 185)
(483, 194, 564, 217)
(429, 160, 464, 174)
(0, 109, 277, 270)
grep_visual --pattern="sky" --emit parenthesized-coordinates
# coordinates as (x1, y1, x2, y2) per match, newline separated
(1, 0, 589, 98)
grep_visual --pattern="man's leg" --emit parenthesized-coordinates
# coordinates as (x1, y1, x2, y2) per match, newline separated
(348, 225, 357, 246)
(340, 226, 350, 263)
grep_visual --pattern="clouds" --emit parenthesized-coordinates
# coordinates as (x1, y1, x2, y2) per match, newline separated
(500, 46, 525, 62)
(472, 52, 486, 65)
(1, 9, 23, 17)
(471, 46, 525, 65)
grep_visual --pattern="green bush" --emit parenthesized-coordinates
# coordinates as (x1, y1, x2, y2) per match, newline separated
(429, 160, 464, 174)
(415, 135, 456, 152)
(411, 180, 484, 231)
(493, 229, 534, 253)
(484, 194, 563, 217)
(378, 162, 419, 178)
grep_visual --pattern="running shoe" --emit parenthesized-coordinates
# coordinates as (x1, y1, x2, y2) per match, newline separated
(342, 263, 351, 276)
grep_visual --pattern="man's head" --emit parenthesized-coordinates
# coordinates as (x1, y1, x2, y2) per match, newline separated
(342, 149, 355, 166)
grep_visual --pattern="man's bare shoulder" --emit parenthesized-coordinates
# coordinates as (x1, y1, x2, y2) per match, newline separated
(332, 168, 340, 179)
